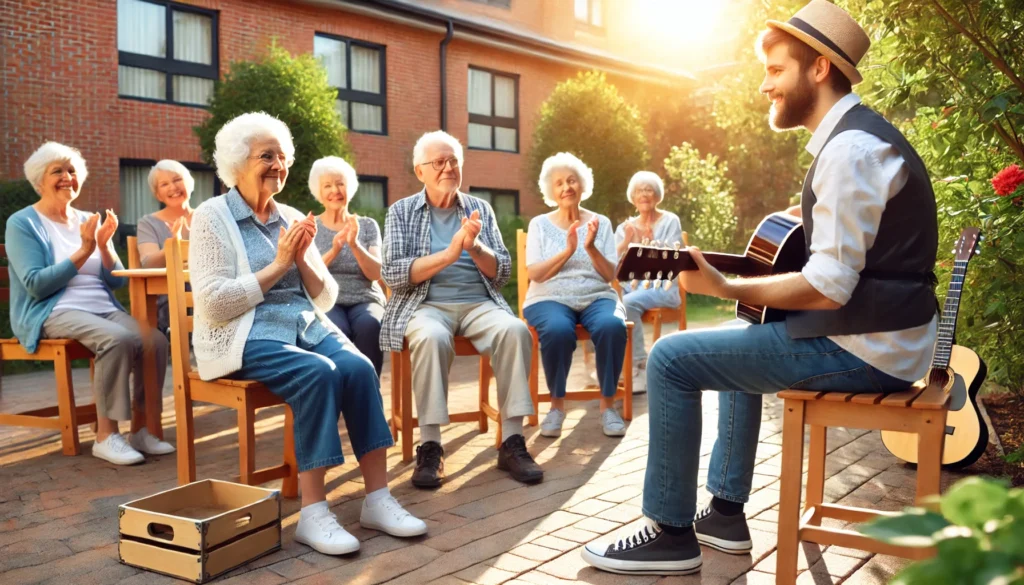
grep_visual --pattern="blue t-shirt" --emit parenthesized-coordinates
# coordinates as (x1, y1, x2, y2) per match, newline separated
(424, 204, 490, 303)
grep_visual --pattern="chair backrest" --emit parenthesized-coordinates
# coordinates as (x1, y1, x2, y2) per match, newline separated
(165, 236, 194, 393)
(127, 236, 141, 270)
(0, 244, 9, 303)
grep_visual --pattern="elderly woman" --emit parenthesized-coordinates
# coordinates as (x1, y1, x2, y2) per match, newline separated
(136, 160, 196, 335)
(614, 171, 683, 393)
(309, 156, 385, 375)
(5, 142, 172, 465)
(522, 152, 628, 439)
(188, 112, 425, 556)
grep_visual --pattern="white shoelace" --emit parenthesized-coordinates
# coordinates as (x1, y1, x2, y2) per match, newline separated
(612, 517, 662, 551)
(543, 410, 565, 427)
(603, 409, 625, 428)
(377, 495, 411, 523)
(305, 509, 344, 537)
(106, 433, 135, 453)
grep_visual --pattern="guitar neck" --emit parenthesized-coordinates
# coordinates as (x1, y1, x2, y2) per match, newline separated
(694, 253, 760, 276)
(933, 260, 967, 369)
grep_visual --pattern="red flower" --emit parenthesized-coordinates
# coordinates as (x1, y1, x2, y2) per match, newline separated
(991, 164, 1024, 196)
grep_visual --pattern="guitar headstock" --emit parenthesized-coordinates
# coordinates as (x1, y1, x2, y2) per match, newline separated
(952, 227, 982, 263)
(614, 239, 692, 290)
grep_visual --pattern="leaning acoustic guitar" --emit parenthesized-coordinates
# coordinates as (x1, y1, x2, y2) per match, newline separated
(881, 227, 988, 469)
(615, 212, 805, 324)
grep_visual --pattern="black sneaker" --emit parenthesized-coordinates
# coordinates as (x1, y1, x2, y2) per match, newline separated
(694, 505, 752, 554)
(497, 435, 543, 483)
(411, 441, 445, 489)
(582, 517, 702, 575)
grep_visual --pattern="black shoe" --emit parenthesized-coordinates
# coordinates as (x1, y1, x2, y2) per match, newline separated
(694, 504, 752, 554)
(497, 435, 543, 484)
(582, 517, 702, 575)
(411, 441, 445, 489)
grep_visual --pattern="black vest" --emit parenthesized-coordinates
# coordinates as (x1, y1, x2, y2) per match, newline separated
(786, 104, 938, 338)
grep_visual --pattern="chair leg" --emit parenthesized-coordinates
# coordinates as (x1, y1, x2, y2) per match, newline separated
(777, 399, 807, 585)
(528, 328, 540, 427)
(915, 409, 947, 505)
(495, 419, 503, 450)
(174, 380, 197, 486)
(478, 357, 491, 434)
(53, 347, 81, 456)
(805, 425, 827, 525)
(652, 313, 662, 342)
(89, 359, 97, 434)
(390, 351, 400, 442)
(238, 404, 256, 486)
(281, 406, 299, 499)
(623, 326, 633, 421)
(401, 349, 414, 463)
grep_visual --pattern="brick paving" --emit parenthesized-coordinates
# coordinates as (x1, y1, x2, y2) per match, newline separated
(0, 322, 966, 584)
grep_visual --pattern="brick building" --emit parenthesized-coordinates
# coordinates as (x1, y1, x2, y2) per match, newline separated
(1, 0, 693, 229)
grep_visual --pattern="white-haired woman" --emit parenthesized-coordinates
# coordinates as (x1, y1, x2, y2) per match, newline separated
(309, 156, 385, 376)
(614, 171, 683, 393)
(522, 152, 628, 439)
(136, 160, 196, 335)
(188, 112, 425, 557)
(5, 142, 172, 465)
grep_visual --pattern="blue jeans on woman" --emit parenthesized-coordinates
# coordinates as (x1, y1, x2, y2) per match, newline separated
(231, 333, 393, 472)
(523, 298, 627, 399)
(642, 320, 914, 528)
(326, 302, 385, 376)
(621, 282, 681, 364)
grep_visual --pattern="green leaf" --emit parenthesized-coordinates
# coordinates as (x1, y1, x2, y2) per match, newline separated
(890, 557, 953, 585)
(941, 477, 1010, 529)
(858, 508, 950, 546)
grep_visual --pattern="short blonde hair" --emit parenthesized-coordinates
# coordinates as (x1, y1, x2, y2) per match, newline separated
(412, 130, 464, 167)
(213, 112, 295, 188)
(308, 156, 359, 204)
(626, 171, 664, 205)
(23, 142, 88, 194)
(148, 160, 195, 197)
(538, 152, 594, 207)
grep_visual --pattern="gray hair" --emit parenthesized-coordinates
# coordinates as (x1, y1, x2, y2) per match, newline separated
(148, 160, 195, 197)
(23, 142, 88, 194)
(213, 112, 295, 188)
(412, 130, 464, 167)
(538, 152, 594, 207)
(308, 156, 359, 204)
(626, 171, 664, 205)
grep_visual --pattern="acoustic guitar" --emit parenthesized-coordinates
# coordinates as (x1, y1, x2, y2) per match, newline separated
(614, 212, 805, 324)
(881, 227, 988, 469)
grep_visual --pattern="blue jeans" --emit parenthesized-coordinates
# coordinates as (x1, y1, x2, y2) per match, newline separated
(621, 283, 681, 363)
(326, 302, 385, 376)
(523, 298, 627, 399)
(232, 333, 393, 472)
(642, 320, 914, 527)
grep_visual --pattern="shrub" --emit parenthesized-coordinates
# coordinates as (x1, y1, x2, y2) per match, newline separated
(662, 143, 739, 252)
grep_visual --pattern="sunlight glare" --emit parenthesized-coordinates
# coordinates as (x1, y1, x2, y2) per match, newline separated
(632, 0, 729, 46)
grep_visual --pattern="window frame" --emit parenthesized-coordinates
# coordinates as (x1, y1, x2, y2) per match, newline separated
(574, 0, 605, 30)
(469, 187, 520, 216)
(353, 175, 389, 210)
(314, 32, 389, 136)
(117, 0, 220, 108)
(467, 65, 520, 153)
(118, 158, 221, 214)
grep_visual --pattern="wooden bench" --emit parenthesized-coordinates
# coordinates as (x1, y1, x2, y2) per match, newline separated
(775, 381, 948, 584)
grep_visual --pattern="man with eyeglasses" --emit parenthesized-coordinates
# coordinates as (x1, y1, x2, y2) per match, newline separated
(381, 130, 541, 489)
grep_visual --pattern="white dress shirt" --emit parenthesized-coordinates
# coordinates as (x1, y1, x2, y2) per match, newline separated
(801, 93, 937, 382)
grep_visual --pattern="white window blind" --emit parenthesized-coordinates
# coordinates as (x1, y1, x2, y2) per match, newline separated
(120, 165, 160, 226)
(315, 34, 386, 134)
(470, 188, 518, 217)
(467, 67, 518, 152)
(354, 180, 386, 210)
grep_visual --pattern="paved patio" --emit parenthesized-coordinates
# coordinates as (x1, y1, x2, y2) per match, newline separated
(0, 322, 963, 585)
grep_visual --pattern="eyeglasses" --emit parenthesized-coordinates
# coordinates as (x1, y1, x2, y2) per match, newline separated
(248, 152, 293, 168)
(418, 157, 461, 171)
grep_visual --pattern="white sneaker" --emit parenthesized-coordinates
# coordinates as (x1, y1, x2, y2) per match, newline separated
(360, 494, 427, 537)
(631, 364, 647, 395)
(92, 433, 145, 465)
(602, 409, 627, 437)
(128, 428, 176, 455)
(540, 409, 566, 438)
(295, 507, 360, 555)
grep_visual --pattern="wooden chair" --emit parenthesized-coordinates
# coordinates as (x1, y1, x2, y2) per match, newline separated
(775, 382, 948, 584)
(515, 230, 635, 422)
(383, 282, 503, 463)
(164, 237, 298, 497)
(0, 243, 98, 455)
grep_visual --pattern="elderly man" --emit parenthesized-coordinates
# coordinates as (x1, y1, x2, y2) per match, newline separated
(381, 130, 541, 488)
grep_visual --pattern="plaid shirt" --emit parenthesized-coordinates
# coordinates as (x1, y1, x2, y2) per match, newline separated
(380, 190, 513, 352)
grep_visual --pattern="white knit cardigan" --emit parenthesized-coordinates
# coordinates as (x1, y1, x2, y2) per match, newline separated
(189, 195, 339, 380)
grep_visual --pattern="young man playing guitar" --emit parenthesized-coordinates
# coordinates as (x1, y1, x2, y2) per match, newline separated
(583, 0, 939, 576)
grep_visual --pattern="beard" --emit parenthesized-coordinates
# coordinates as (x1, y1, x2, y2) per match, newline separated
(768, 74, 816, 131)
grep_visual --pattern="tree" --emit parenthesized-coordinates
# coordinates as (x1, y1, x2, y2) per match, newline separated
(194, 44, 353, 211)
(662, 143, 739, 252)
(529, 71, 650, 222)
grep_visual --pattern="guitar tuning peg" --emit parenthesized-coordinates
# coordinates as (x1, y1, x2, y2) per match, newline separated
(673, 241, 681, 251)
(662, 279, 673, 291)
(642, 237, 650, 245)
(642, 280, 651, 289)
(656, 271, 663, 280)
(665, 270, 674, 281)
(628, 272, 635, 280)
(630, 279, 639, 289)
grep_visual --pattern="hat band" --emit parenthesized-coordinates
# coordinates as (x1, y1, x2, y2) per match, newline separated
(788, 16, 855, 66)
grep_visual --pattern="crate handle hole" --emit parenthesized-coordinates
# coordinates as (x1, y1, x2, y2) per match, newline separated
(147, 523, 174, 541)
(234, 514, 252, 529)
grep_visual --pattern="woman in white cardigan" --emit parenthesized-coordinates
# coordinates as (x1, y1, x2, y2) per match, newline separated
(188, 112, 425, 556)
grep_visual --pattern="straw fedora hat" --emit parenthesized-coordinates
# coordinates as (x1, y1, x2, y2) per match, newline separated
(767, 0, 870, 85)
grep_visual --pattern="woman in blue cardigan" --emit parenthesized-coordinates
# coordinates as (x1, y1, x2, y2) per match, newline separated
(5, 142, 172, 465)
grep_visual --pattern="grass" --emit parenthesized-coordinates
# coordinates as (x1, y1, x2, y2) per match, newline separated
(686, 295, 734, 324)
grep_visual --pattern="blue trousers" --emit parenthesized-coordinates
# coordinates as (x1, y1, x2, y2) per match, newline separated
(642, 320, 913, 527)
(523, 298, 627, 399)
(232, 333, 393, 472)
(326, 302, 384, 376)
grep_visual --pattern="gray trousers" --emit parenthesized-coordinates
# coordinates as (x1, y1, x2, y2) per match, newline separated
(405, 301, 535, 426)
(42, 310, 168, 421)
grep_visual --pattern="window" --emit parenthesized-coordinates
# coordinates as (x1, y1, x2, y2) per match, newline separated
(467, 67, 518, 152)
(119, 160, 219, 228)
(117, 0, 218, 106)
(470, 188, 519, 216)
(352, 177, 387, 211)
(314, 34, 387, 134)
(574, 0, 603, 27)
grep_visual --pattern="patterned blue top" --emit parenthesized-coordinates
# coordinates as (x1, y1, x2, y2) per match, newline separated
(224, 190, 331, 346)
